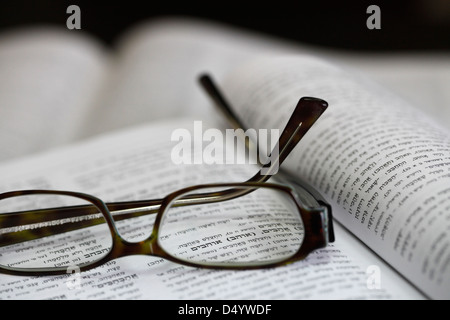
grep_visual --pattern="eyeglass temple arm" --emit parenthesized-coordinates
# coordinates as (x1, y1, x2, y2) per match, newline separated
(199, 74, 328, 181)
(199, 74, 334, 242)
(179, 75, 328, 208)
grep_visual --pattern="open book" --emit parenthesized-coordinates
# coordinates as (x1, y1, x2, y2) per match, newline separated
(0, 18, 448, 300)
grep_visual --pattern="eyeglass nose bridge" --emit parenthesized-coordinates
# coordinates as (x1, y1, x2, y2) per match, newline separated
(106, 233, 155, 259)
(102, 199, 162, 249)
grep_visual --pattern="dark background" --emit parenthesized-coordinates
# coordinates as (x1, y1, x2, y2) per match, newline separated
(0, 0, 449, 51)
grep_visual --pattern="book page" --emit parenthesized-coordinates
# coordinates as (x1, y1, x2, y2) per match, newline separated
(222, 55, 450, 299)
(0, 28, 109, 161)
(0, 118, 421, 299)
(329, 54, 450, 127)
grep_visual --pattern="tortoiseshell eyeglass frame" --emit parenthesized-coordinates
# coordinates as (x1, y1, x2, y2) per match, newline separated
(0, 74, 334, 276)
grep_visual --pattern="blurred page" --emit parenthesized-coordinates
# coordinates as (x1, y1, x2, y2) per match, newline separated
(80, 18, 304, 137)
(0, 28, 108, 161)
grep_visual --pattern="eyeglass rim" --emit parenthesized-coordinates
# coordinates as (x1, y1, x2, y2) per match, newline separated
(0, 182, 330, 276)
(151, 182, 331, 269)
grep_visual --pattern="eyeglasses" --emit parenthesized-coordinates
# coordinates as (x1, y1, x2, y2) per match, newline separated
(0, 75, 334, 276)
